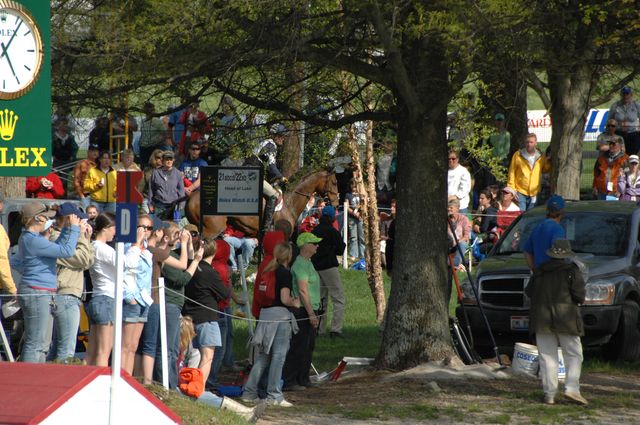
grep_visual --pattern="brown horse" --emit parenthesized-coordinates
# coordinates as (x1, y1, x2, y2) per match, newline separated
(186, 170, 340, 237)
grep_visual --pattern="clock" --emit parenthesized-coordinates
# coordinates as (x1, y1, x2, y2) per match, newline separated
(0, 0, 44, 100)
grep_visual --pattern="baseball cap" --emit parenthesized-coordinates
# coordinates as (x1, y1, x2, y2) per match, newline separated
(630, 155, 639, 164)
(502, 186, 518, 198)
(321, 205, 336, 218)
(296, 232, 322, 247)
(622, 86, 633, 95)
(151, 215, 170, 231)
(270, 123, 286, 135)
(494, 113, 505, 121)
(546, 194, 565, 212)
(22, 201, 56, 220)
(161, 150, 175, 159)
(57, 202, 88, 219)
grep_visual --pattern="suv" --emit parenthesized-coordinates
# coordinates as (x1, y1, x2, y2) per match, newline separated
(456, 201, 640, 361)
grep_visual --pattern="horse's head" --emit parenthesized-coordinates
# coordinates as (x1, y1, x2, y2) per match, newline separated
(319, 170, 340, 207)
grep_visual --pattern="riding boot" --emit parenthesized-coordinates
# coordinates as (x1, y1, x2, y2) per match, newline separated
(220, 397, 267, 423)
(262, 195, 278, 231)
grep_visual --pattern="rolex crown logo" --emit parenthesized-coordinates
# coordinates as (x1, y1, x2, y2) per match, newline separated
(0, 11, 7, 23)
(0, 109, 19, 141)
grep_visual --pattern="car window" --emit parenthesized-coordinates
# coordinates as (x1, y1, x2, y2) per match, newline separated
(495, 212, 629, 257)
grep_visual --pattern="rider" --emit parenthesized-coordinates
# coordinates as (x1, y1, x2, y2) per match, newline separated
(245, 123, 288, 231)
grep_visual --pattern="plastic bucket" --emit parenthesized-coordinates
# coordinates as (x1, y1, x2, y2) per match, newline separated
(512, 342, 539, 376)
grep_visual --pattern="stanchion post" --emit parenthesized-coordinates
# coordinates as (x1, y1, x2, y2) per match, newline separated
(237, 256, 254, 337)
(158, 277, 169, 390)
(109, 242, 125, 425)
(342, 200, 348, 269)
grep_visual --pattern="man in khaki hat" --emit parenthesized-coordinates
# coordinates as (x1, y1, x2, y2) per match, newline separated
(525, 239, 587, 406)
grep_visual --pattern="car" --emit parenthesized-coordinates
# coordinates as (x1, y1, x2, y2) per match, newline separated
(456, 200, 640, 361)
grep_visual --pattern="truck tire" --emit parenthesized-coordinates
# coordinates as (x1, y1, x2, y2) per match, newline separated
(602, 300, 640, 362)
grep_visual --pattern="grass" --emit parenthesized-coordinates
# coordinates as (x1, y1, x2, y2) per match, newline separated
(231, 267, 390, 373)
(146, 384, 248, 425)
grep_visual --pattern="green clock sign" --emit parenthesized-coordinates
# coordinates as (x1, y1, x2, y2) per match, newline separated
(0, 0, 50, 175)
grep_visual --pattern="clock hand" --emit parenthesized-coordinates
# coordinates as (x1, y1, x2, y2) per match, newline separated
(0, 42, 18, 78)
(0, 20, 23, 59)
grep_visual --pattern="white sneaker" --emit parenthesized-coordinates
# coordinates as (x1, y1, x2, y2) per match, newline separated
(268, 398, 293, 407)
(241, 394, 259, 405)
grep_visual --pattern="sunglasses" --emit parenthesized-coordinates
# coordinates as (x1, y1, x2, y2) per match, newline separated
(138, 225, 154, 231)
(607, 124, 616, 128)
(448, 157, 458, 161)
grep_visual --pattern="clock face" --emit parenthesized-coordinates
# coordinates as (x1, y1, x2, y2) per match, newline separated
(0, 0, 44, 100)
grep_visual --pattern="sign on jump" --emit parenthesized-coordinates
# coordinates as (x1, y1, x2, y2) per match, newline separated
(200, 166, 263, 216)
(115, 170, 143, 242)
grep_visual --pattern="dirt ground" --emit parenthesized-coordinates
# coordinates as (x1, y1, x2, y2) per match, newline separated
(256, 367, 640, 425)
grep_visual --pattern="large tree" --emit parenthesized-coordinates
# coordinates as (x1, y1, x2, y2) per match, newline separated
(52, 0, 487, 369)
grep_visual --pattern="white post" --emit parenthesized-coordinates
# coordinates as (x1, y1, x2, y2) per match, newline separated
(158, 277, 169, 390)
(237, 255, 254, 337)
(109, 242, 125, 425)
(342, 200, 348, 269)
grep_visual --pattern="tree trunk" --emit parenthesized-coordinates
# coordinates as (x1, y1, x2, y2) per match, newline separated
(548, 68, 592, 201)
(281, 67, 304, 176)
(0, 177, 26, 198)
(362, 119, 386, 324)
(377, 111, 455, 369)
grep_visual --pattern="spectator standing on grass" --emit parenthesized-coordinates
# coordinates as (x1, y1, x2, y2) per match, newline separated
(596, 119, 624, 154)
(52, 119, 79, 170)
(447, 149, 472, 213)
(83, 151, 117, 213)
(525, 239, 587, 406)
(0, 192, 17, 296)
(311, 205, 347, 338)
(618, 155, 640, 201)
(243, 242, 299, 407)
(507, 133, 548, 211)
(148, 150, 185, 220)
(182, 236, 230, 384)
(282, 232, 322, 391)
(17, 202, 80, 363)
(593, 138, 627, 200)
(523, 195, 566, 270)
(609, 86, 640, 155)
(73, 146, 99, 208)
(141, 223, 197, 387)
(379, 200, 396, 269)
(48, 204, 94, 363)
(88, 116, 110, 152)
(345, 181, 365, 261)
(138, 102, 166, 166)
(179, 142, 208, 196)
(26, 172, 65, 199)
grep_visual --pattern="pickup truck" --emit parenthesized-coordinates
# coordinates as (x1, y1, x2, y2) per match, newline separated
(456, 201, 640, 361)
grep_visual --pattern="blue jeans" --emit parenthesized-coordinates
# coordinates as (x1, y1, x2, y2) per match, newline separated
(207, 310, 229, 390)
(152, 303, 182, 389)
(224, 237, 257, 271)
(347, 216, 365, 258)
(93, 201, 116, 214)
(517, 192, 536, 211)
(48, 295, 81, 362)
(140, 304, 160, 357)
(243, 322, 292, 401)
(19, 286, 55, 363)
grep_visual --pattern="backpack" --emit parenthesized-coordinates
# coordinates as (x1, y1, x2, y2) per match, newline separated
(252, 269, 277, 317)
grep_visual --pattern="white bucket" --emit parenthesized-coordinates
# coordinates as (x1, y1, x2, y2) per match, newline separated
(512, 342, 539, 377)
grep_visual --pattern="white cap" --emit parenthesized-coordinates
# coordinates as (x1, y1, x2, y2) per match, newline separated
(630, 155, 639, 164)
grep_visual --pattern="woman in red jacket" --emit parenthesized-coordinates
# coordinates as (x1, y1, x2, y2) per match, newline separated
(26, 172, 65, 199)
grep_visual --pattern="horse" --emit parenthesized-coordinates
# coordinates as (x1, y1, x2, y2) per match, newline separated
(185, 169, 340, 237)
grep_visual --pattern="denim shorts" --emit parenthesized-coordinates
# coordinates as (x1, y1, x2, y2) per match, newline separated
(123, 301, 150, 323)
(86, 295, 114, 325)
(193, 321, 221, 349)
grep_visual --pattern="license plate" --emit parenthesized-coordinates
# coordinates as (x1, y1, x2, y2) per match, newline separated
(510, 316, 529, 331)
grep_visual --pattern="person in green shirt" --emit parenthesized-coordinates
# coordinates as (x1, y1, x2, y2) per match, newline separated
(282, 232, 322, 391)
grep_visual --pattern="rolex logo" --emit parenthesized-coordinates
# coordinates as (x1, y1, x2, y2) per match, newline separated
(0, 109, 19, 141)
(0, 11, 7, 23)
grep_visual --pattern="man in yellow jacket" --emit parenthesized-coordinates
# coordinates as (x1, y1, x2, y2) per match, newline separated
(83, 151, 117, 213)
(508, 133, 549, 211)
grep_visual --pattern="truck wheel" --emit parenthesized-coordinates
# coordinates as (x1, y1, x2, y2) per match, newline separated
(602, 300, 640, 362)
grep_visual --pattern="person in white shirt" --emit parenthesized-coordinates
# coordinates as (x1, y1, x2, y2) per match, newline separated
(85, 212, 117, 367)
(447, 150, 472, 213)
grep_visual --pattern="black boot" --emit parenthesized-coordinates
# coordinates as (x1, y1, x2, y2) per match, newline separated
(262, 195, 277, 231)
